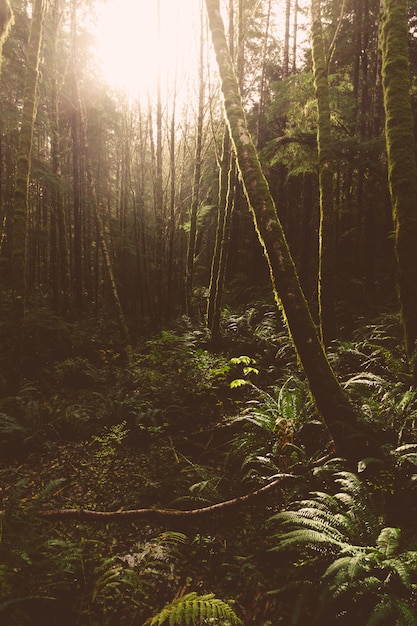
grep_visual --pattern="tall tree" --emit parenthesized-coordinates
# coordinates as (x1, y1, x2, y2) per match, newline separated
(381, 0, 417, 384)
(205, 0, 379, 462)
(185, 5, 205, 316)
(311, 0, 336, 345)
(207, 0, 236, 340)
(49, 0, 70, 314)
(8, 0, 46, 393)
(70, 0, 83, 312)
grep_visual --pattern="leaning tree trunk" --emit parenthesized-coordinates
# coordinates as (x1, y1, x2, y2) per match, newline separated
(381, 0, 417, 385)
(311, 0, 336, 345)
(205, 0, 380, 463)
(7, 0, 45, 395)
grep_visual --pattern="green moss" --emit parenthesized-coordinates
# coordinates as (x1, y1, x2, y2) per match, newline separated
(381, 0, 417, 381)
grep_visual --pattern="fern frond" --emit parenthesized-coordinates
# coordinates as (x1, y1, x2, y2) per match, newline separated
(376, 527, 401, 558)
(271, 528, 349, 554)
(147, 592, 242, 625)
(323, 551, 372, 586)
(367, 596, 417, 626)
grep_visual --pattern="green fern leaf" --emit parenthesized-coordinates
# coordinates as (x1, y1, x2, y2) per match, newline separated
(376, 527, 401, 558)
(148, 592, 242, 625)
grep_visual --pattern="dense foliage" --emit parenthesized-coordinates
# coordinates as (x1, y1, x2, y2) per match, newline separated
(1, 0, 417, 624)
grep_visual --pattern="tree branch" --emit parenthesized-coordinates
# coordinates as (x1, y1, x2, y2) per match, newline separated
(1, 474, 298, 524)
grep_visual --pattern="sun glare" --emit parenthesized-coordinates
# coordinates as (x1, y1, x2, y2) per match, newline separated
(94, 0, 200, 101)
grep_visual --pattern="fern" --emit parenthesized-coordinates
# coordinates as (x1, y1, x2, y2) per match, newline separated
(147, 592, 242, 625)
(226, 376, 311, 484)
(93, 531, 187, 610)
(269, 469, 417, 624)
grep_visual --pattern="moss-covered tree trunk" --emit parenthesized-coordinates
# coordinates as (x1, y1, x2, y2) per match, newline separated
(7, 0, 45, 394)
(205, 0, 380, 462)
(381, 0, 417, 384)
(311, 0, 336, 345)
(207, 0, 236, 341)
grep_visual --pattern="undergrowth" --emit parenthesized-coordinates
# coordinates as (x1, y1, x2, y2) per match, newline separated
(1, 307, 417, 624)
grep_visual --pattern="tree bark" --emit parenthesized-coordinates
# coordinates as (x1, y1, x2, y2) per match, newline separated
(205, 0, 380, 463)
(381, 0, 417, 385)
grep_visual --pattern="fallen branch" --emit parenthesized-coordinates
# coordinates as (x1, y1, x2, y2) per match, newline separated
(30, 474, 298, 523)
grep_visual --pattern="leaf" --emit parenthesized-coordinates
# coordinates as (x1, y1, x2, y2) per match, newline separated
(230, 379, 251, 389)
(376, 527, 401, 558)
(147, 592, 242, 625)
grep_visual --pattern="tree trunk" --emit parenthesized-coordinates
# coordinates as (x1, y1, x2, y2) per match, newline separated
(70, 0, 83, 313)
(283, 0, 291, 78)
(78, 101, 133, 363)
(7, 0, 45, 394)
(207, 128, 235, 340)
(185, 7, 205, 317)
(50, 0, 70, 315)
(205, 0, 380, 463)
(381, 0, 417, 384)
(311, 0, 336, 345)
(166, 90, 177, 320)
(207, 0, 236, 340)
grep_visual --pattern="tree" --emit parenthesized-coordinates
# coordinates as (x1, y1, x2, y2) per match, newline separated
(7, 0, 46, 394)
(185, 4, 205, 317)
(207, 0, 236, 341)
(204, 0, 380, 462)
(381, 0, 417, 385)
(311, 0, 336, 345)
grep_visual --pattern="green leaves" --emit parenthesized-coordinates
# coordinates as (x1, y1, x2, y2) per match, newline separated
(148, 592, 242, 626)
(269, 469, 417, 624)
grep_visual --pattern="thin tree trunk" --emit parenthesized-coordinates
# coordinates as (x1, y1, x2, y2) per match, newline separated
(291, 0, 298, 74)
(185, 6, 205, 317)
(283, 0, 291, 77)
(78, 101, 132, 363)
(311, 0, 336, 345)
(8, 0, 45, 394)
(50, 0, 70, 314)
(381, 0, 417, 384)
(207, 128, 233, 338)
(207, 0, 236, 339)
(166, 90, 177, 320)
(70, 0, 83, 313)
(256, 0, 272, 148)
(205, 0, 380, 463)
(155, 73, 164, 317)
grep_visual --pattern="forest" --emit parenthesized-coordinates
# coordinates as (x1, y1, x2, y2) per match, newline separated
(1, 0, 417, 623)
